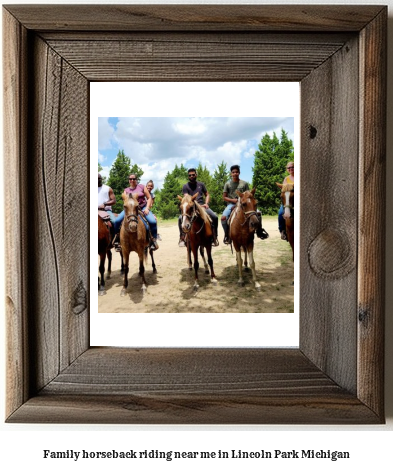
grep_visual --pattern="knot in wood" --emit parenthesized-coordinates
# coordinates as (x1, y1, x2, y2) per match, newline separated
(308, 228, 355, 279)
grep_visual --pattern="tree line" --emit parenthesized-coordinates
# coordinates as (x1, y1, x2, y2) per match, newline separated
(98, 129, 293, 218)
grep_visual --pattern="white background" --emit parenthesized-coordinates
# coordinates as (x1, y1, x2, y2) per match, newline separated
(1, 0, 392, 473)
(91, 82, 300, 348)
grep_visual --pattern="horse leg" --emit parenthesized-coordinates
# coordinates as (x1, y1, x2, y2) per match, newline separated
(235, 250, 244, 286)
(98, 253, 106, 295)
(247, 248, 261, 291)
(243, 249, 250, 272)
(199, 246, 209, 274)
(187, 240, 193, 271)
(149, 248, 157, 273)
(120, 250, 124, 274)
(206, 245, 217, 285)
(120, 252, 129, 297)
(192, 246, 200, 290)
(139, 253, 147, 293)
(106, 249, 112, 279)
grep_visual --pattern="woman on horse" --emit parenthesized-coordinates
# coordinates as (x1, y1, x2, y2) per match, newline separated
(278, 162, 294, 240)
(113, 174, 159, 251)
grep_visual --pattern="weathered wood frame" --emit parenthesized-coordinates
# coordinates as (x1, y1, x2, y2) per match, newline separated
(3, 5, 386, 423)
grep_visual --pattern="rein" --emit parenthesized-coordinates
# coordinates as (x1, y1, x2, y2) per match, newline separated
(182, 205, 205, 234)
(241, 209, 258, 226)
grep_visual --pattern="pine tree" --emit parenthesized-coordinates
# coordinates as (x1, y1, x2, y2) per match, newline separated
(209, 161, 230, 214)
(252, 129, 294, 215)
(106, 150, 143, 213)
(159, 171, 183, 219)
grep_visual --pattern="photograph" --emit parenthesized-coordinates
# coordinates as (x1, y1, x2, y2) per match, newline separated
(97, 116, 295, 314)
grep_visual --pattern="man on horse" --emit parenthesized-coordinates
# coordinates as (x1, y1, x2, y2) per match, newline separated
(98, 173, 116, 245)
(221, 165, 267, 244)
(178, 168, 219, 247)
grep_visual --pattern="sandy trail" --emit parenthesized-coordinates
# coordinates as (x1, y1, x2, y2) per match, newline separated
(98, 216, 294, 313)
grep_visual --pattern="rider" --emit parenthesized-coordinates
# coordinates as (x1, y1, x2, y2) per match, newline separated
(113, 173, 159, 251)
(178, 168, 219, 247)
(278, 161, 294, 240)
(222, 164, 267, 244)
(146, 180, 161, 241)
(98, 173, 116, 244)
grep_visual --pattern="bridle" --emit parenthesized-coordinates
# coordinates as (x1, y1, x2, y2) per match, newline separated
(181, 202, 205, 234)
(238, 198, 258, 227)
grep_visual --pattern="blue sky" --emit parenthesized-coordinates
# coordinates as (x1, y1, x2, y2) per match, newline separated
(98, 116, 295, 190)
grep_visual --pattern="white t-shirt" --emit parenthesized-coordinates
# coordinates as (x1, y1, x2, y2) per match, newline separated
(98, 184, 112, 211)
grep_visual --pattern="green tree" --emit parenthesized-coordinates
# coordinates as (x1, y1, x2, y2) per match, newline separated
(106, 150, 143, 213)
(158, 171, 183, 219)
(252, 129, 294, 215)
(209, 161, 230, 214)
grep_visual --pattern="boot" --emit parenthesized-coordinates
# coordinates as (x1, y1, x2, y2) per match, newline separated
(223, 226, 231, 245)
(212, 227, 219, 247)
(113, 233, 122, 252)
(178, 233, 186, 247)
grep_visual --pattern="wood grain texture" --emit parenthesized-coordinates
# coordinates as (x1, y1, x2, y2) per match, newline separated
(30, 36, 90, 385)
(3, 5, 384, 32)
(3, 8, 30, 417)
(45, 36, 349, 82)
(7, 348, 379, 424)
(300, 36, 359, 394)
(358, 9, 387, 416)
(3, 5, 386, 424)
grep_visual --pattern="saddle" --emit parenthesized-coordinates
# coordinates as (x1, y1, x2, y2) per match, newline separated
(98, 210, 112, 228)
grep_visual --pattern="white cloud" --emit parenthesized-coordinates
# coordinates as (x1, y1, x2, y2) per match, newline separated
(98, 117, 115, 149)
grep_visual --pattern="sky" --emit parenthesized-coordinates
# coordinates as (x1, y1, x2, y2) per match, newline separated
(98, 116, 295, 191)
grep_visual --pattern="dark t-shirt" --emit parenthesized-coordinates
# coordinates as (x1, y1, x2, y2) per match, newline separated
(182, 181, 207, 205)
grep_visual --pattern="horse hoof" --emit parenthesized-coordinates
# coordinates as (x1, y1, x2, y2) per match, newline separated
(211, 279, 218, 286)
(255, 285, 261, 292)
(244, 267, 251, 273)
(98, 289, 106, 296)
(237, 281, 245, 287)
(106, 275, 111, 280)
(205, 270, 210, 274)
(120, 289, 127, 297)
(189, 267, 193, 272)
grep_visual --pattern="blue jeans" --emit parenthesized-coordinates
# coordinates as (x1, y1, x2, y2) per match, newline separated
(221, 203, 235, 233)
(278, 204, 285, 232)
(114, 207, 157, 238)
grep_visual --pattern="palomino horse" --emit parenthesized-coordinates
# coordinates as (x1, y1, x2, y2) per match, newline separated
(98, 214, 112, 295)
(178, 193, 217, 290)
(120, 192, 157, 296)
(277, 183, 294, 260)
(228, 188, 261, 290)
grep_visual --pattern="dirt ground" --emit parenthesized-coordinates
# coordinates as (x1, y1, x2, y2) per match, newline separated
(98, 216, 294, 313)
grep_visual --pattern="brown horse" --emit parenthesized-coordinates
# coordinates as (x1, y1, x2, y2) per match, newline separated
(277, 183, 294, 260)
(228, 188, 261, 290)
(178, 193, 217, 290)
(98, 214, 112, 295)
(120, 192, 156, 296)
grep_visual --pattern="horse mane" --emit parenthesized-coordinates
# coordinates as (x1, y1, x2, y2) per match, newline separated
(182, 194, 212, 225)
(281, 183, 294, 193)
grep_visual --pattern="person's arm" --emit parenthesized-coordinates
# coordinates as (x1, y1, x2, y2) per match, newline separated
(98, 187, 116, 209)
(143, 186, 153, 215)
(223, 191, 237, 204)
(202, 184, 210, 208)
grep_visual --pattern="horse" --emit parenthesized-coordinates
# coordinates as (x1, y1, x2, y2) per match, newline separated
(228, 188, 261, 290)
(178, 193, 217, 290)
(98, 214, 112, 296)
(120, 192, 157, 296)
(277, 182, 294, 260)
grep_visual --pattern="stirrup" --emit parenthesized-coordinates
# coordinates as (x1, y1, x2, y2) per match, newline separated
(258, 228, 269, 240)
(150, 239, 159, 251)
(223, 236, 231, 245)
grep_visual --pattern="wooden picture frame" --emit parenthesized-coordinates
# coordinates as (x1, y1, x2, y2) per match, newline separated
(3, 5, 386, 424)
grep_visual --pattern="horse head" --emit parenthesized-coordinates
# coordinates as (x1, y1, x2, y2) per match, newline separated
(178, 193, 198, 233)
(122, 192, 140, 232)
(236, 188, 259, 232)
(276, 183, 294, 220)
